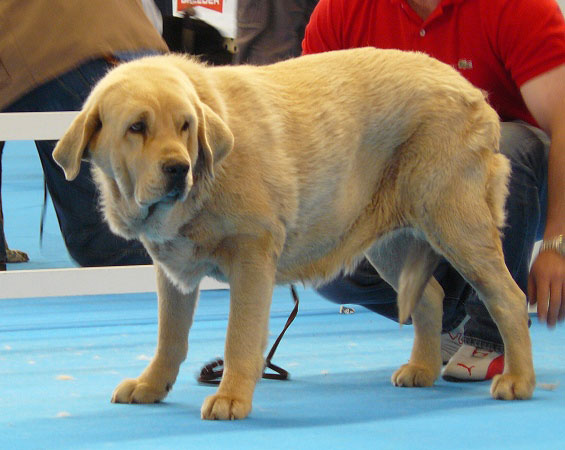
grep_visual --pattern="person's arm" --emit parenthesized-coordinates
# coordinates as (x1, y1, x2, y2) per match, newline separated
(520, 63, 565, 327)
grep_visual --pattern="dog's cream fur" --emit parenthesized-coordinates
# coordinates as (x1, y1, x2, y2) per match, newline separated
(53, 48, 535, 420)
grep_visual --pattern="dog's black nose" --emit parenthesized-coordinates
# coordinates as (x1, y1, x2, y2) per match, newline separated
(163, 162, 190, 179)
(163, 162, 190, 198)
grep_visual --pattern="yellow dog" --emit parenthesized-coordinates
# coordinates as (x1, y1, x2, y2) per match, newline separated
(53, 48, 534, 420)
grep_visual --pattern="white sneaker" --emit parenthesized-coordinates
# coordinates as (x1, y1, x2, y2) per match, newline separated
(440, 319, 466, 364)
(442, 344, 504, 381)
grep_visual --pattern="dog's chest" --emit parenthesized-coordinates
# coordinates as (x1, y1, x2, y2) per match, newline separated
(142, 237, 218, 293)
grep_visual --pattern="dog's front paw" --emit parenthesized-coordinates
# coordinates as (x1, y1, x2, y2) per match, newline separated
(392, 363, 436, 387)
(490, 373, 535, 400)
(201, 393, 252, 420)
(111, 378, 172, 404)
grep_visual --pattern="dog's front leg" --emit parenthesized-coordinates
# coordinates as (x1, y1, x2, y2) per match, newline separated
(201, 249, 275, 420)
(112, 265, 198, 404)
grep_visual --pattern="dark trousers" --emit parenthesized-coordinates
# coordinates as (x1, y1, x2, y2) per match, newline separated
(2, 57, 152, 267)
(235, 0, 318, 65)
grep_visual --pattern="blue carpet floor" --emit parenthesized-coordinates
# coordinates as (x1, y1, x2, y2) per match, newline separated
(1, 287, 564, 449)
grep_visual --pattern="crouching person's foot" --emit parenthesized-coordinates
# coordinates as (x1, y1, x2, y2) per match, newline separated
(442, 344, 504, 381)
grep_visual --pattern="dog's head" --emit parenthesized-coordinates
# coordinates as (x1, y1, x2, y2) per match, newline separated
(53, 55, 234, 239)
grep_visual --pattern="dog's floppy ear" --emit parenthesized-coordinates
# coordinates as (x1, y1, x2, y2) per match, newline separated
(196, 101, 234, 177)
(53, 107, 101, 181)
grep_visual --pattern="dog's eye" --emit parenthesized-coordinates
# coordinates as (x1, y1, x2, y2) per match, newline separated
(129, 121, 146, 134)
(181, 121, 189, 132)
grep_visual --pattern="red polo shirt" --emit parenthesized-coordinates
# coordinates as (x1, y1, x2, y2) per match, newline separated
(302, 0, 565, 125)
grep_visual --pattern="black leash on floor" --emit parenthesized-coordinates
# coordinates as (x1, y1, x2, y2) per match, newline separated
(39, 178, 48, 247)
(197, 285, 300, 384)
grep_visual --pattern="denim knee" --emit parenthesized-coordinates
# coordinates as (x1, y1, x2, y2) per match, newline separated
(500, 121, 549, 241)
(500, 122, 548, 191)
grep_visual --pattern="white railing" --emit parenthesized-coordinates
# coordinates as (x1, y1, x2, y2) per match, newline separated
(0, 111, 79, 140)
(0, 112, 228, 299)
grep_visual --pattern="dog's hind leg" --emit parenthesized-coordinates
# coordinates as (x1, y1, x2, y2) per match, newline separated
(365, 229, 444, 387)
(419, 194, 535, 399)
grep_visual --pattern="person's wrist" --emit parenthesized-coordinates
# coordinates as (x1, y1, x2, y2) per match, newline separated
(539, 235, 565, 257)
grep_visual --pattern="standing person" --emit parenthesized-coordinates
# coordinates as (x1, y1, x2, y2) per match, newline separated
(235, 0, 318, 65)
(0, 141, 29, 265)
(302, 0, 565, 381)
(0, 0, 169, 266)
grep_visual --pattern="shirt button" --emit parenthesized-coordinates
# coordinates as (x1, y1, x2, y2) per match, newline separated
(420, 29, 426, 37)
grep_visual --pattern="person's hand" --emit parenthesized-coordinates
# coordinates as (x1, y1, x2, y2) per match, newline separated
(528, 250, 565, 327)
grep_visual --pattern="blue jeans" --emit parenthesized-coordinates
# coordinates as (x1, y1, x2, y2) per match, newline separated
(2, 55, 155, 266)
(316, 121, 549, 353)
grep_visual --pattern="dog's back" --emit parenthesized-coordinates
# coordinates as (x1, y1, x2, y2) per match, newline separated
(190, 48, 502, 283)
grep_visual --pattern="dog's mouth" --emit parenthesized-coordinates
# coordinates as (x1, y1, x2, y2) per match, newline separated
(133, 167, 192, 225)
(143, 188, 186, 222)
(165, 187, 184, 201)
(146, 202, 159, 220)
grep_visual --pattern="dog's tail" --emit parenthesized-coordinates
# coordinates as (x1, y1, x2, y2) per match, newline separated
(397, 240, 441, 325)
(486, 153, 511, 231)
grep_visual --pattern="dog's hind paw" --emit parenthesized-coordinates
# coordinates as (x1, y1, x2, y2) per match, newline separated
(490, 373, 535, 400)
(111, 378, 171, 404)
(201, 393, 251, 420)
(391, 363, 436, 387)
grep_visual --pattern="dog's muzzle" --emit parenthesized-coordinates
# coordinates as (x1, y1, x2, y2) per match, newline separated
(163, 162, 190, 200)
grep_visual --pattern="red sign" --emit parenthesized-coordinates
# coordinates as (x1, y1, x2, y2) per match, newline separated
(177, 0, 223, 13)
